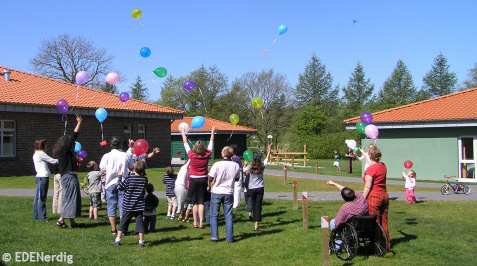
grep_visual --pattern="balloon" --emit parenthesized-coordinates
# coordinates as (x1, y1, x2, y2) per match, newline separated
(345, 139, 357, 149)
(56, 99, 68, 114)
(252, 97, 263, 108)
(134, 139, 149, 156)
(105, 72, 120, 85)
(95, 108, 108, 123)
(78, 150, 87, 159)
(243, 150, 253, 162)
(267, 135, 273, 139)
(183, 80, 197, 91)
(178, 122, 190, 133)
(365, 124, 379, 140)
(229, 114, 239, 125)
(119, 92, 130, 102)
(278, 25, 288, 35)
(153, 67, 167, 77)
(74, 142, 82, 152)
(360, 111, 373, 125)
(353, 147, 359, 152)
(355, 122, 367, 134)
(132, 9, 142, 19)
(191, 116, 205, 129)
(262, 49, 267, 53)
(75, 71, 89, 85)
(140, 47, 151, 58)
(404, 160, 413, 169)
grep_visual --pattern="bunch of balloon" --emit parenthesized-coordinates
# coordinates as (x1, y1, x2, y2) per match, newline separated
(356, 111, 379, 141)
(56, 99, 69, 135)
(95, 108, 108, 146)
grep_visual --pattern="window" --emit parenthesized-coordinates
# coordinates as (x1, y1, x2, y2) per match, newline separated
(0, 120, 15, 157)
(123, 124, 132, 140)
(138, 124, 145, 139)
(458, 137, 476, 179)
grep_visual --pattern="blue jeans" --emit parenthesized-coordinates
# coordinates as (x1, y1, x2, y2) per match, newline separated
(210, 193, 234, 242)
(204, 200, 210, 224)
(33, 177, 49, 220)
(106, 184, 123, 217)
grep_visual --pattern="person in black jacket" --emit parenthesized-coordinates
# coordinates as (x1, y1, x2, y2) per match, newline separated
(144, 183, 159, 233)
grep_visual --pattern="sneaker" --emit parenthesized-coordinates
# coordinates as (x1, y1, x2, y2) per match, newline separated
(170, 216, 175, 220)
(138, 242, 145, 247)
(210, 238, 218, 243)
(166, 214, 171, 218)
(110, 241, 120, 246)
(254, 225, 259, 231)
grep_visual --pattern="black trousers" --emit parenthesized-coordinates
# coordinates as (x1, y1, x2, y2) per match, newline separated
(143, 215, 156, 232)
(249, 187, 264, 222)
(119, 211, 144, 233)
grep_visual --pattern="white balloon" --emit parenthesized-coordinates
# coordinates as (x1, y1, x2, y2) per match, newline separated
(267, 135, 273, 139)
(178, 122, 190, 134)
(345, 139, 357, 149)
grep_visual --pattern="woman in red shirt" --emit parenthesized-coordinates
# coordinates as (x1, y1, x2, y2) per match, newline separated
(363, 146, 390, 249)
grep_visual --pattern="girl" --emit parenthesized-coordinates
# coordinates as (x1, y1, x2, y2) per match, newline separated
(163, 166, 178, 219)
(403, 169, 417, 204)
(356, 143, 376, 172)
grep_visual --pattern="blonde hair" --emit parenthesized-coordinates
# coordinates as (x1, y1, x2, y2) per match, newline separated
(222, 146, 234, 158)
(369, 147, 382, 162)
(409, 170, 417, 179)
(192, 140, 207, 156)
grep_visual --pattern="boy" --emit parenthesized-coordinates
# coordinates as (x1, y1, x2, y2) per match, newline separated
(144, 183, 159, 233)
(87, 161, 103, 221)
(333, 150, 341, 171)
(111, 161, 148, 247)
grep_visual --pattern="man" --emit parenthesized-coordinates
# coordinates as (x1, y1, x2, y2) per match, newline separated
(208, 146, 241, 243)
(100, 137, 130, 235)
(345, 148, 355, 174)
(327, 180, 368, 230)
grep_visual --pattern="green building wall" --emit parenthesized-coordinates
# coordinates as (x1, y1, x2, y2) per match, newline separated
(171, 134, 248, 160)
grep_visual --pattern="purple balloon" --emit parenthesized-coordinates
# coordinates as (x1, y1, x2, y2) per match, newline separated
(360, 111, 373, 125)
(119, 92, 130, 102)
(75, 71, 89, 85)
(183, 80, 197, 91)
(78, 150, 87, 159)
(56, 99, 69, 114)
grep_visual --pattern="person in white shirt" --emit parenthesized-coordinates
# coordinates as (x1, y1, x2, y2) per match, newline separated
(356, 144, 376, 173)
(32, 139, 58, 221)
(125, 139, 160, 170)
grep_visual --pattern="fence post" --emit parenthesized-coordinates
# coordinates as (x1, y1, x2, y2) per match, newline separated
(304, 145, 307, 166)
(322, 216, 330, 266)
(293, 181, 298, 210)
(284, 165, 287, 185)
(292, 156, 295, 169)
(315, 161, 319, 174)
(302, 192, 308, 229)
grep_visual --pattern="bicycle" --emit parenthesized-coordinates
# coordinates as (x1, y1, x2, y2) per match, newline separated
(441, 175, 471, 195)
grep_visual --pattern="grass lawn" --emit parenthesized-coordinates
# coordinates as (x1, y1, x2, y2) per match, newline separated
(0, 196, 475, 265)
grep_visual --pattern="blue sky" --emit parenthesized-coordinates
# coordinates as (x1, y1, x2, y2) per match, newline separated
(2, 1, 477, 101)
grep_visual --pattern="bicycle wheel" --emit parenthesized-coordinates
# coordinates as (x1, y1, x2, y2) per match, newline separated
(372, 224, 388, 257)
(463, 185, 471, 195)
(333, 223, 359, 261)
(441, 185, 450, 195)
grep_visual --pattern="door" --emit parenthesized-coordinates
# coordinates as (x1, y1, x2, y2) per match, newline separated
(458, 137, 476, 179)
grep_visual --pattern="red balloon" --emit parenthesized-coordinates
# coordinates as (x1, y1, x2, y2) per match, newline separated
(404, 160, 413, 169)
(134, 139, 149, 156)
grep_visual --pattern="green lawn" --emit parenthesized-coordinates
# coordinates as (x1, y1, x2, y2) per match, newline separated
(0, 196, 475, 265)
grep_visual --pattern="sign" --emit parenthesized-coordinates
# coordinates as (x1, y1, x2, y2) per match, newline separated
(293, 181, 297, 186)
(302, 192, 308, 200)
(321, 216, 329, 229)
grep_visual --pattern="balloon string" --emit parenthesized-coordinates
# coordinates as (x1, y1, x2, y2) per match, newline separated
(227, 125, 236, 142)
(197, 86, 208, 114)
(138, 59, 143, 64)
(101, 123, 104, 141)
(62, 114, 67, 136)
(260, 109, 264, 121)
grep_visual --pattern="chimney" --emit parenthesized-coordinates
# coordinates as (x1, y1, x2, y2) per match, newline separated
(3, 70, 11, 81)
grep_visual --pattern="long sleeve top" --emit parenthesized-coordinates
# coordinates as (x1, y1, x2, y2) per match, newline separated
(175, 160, 190, 188)
(58, 132, 79, 175)
(184, 141, 213, 177)
(33, 151, 58, 177)
(163, 174, 177, 197)
(117, 173, 148, 212)
(243, 158, 268, 190)
(403, 172, 416, 189)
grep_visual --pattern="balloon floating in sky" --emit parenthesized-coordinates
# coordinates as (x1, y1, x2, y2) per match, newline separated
(262, 49, 267, 53)
(119, 92, 130, 102)
(132, 9, 142, 19)
(229, 114, 239, 125)
(105, 72, 120, 85)
(56, 99, 68, 114)
(191, 116, 205, 129)
(140, 47, 151, 58)
(278, 25, 288, 35)
(75, 71, 89, 85)
(95, 108, 108, 123)
(183, 80, 197, 91)
(153, 67, 167, 78)
(252, 97, 263, 108)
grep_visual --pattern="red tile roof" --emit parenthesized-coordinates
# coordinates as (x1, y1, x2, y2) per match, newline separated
(0, 66, 183, 114)
(344, 88, 477, 124)
(171, 117, 256, 133)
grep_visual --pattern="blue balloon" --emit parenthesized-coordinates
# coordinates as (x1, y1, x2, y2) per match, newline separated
(74, 142, 82, 153)
(95, 108, 108, 123)
(278, 25, 288, 35)
(191, 116, 205, 129)
(140, 47, 151, 58)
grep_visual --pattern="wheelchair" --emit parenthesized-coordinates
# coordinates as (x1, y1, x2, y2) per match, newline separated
(329, 214, 388, 261)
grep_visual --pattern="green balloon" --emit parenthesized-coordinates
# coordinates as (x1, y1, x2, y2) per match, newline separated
(243, 150, 253, 162)
(356, 122, 366, 134)
(153, 67, 167, 78)
(353, 147, 359, 152)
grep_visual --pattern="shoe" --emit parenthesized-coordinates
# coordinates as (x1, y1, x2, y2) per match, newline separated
(170, 216, 175, 220)
(111, 230, 117, 235)
(199, 225, 205, 229)
(210, 239, 218, 243)
(110, 241, 120, 246)
(42, 218, 50, 222)
(166, 214, 171, 218)
(56, 221, 68, 229)
(138, 242, 145, 247)
(254, 225, 259, 231)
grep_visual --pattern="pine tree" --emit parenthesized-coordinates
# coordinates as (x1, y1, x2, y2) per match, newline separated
(422, 53, 457, 97)
(378, 59, 417, 109)
(99, 83, 119, 94)
(342, 61, 374, 113)
(129, 75, 149, 102)
(461, 63, 477, 90)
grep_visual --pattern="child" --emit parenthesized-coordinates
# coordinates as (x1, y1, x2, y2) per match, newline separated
(111, 161, 148, 247)
(163, 167, 178, 219)
(333, 150, 341, 171)
(403, 169, 417, 204)
(144, 183, 159, 233)
(87, 161, 103, 221)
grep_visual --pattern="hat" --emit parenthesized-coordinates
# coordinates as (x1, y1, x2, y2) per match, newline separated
(253, 154, 261, 160)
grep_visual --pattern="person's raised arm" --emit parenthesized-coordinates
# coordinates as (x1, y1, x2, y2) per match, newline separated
(359, 148, 372, 165)
(327, 180, 345, 191)
(263, 144, 272, 167)
(363, 175, 373, 199)
(208, 126, 216, 150)
(146, 147, 160, 159)
(179, 127, 191, 153)
(74, 115, 82, 133)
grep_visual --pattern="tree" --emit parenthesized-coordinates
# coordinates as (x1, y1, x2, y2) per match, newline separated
(129, 76, 149, 102)
(461, 63, 477, 90)
(422, 53, 457, 97)
(291, 105, 327, 137)
(342, 61, 374, 114)
(30, 34, 115, 89)
(377, 59, 417, 109)
(99, 83, 119, 95)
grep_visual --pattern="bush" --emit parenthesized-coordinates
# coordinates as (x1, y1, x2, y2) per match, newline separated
(293, 131, 361, 159)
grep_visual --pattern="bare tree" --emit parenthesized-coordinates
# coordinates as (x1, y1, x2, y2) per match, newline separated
(30, 34, 115, 88)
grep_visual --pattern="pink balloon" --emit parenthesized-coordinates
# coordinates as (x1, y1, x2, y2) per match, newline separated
(75, 71, 89, 85)
(105, 72, 120, 85)
(365, 124, 379, 140)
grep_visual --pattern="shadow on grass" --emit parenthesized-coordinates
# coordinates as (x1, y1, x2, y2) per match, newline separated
(149, 236, 204, 245)
(263, 211, 287, 218)
(265, 218, 301, 228)
(81, 221, 111, 228)
(391, 230, 417, 247)
(159, 225, 188, 232)
(234, 229, 283, 242)
(389, 197, 399, 201)
(405, 218, 418, 225)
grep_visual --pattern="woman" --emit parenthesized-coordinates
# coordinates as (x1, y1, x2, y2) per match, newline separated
(174, 160, 191, 221)
(179, 126, 216, 229)
(32, 139, 58, 221)
(362, 146, 390, 248)
(52, 114, 83, 228)
(244, 144, 272, 230)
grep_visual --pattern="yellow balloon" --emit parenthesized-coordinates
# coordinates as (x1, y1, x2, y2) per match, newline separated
(252, 97, 263, 108)
(132, 9, 142, 19)
(229, 114, 239, 125)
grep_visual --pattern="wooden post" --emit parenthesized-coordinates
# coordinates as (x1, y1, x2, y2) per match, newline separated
(304, 145, 307, 167)
(284, 165, 287, 185)
(315, 161, 319, 174)
(293, 181, 298, 210)
(302, 192, 308, 229)
(321, 216, 330, 266)
(292, 156, 295, 169)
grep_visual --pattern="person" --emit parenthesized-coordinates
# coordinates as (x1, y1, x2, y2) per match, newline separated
(32, 139, 58, 221)
(52, 115, 83, 229)
(243, 144, 272, 230)
(111, 161, 148, 247)
(174, 160, 191, 222)
(363, 147, 390, 249)
(230, 144, 243, 209)
(100, 136, 130, 235)
(125, 139, 160, 170)
(356, 143, 376, 172)
(333, 150, 341, 171)
(144, 183, 159, 233)
(327, 180, 369, 230)
(403, 169, 417, 204)
(87, 161, 102, 221)
(179, 126, 216, 229)
(208, 146, 241, 242)
(345, 148, 354, 174)
(163, 166, 178, 220)
(52, 166, 62, 215)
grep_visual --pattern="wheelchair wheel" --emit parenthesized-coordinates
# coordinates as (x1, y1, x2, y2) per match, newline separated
(463, 185, 471, 195)
(372, 224, 388, 257)
(330, 223, 358, 261)
(441, 185, 450, 195)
